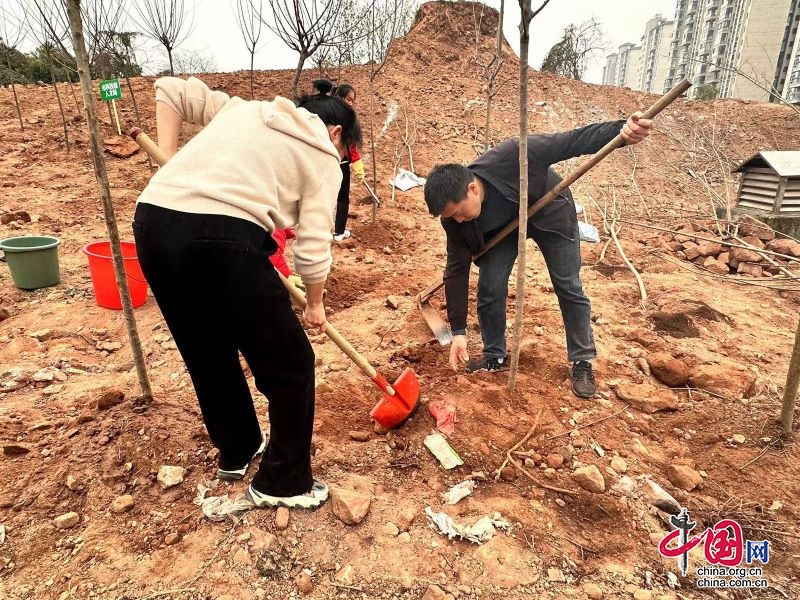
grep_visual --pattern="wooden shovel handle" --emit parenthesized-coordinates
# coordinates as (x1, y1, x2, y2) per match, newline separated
(129, 127, 170, 167)
(128, 127, 395, 394)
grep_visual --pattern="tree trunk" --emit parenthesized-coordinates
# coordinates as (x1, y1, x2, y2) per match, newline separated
(250, 52, 255, 99)
(508, 0, 532, 392)
(66, 69, 80, 114)
(369, 76, 377, 187)
(485, 0, 504, 152)
(167, 46, 174, 76)
(6, 49, 24, 130)
(125, 75, 152, 169)
(291, 52, 308, 100)
(65, 0, 153, 402)
(47, 51, 70, 153)
(782, 318, 800, 435)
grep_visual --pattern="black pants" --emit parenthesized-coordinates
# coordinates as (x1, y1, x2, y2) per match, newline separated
(334, 161, 351, 235)
(132, 203, 315, 496)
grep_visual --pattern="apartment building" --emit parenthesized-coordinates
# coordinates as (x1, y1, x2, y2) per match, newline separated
(663, 0, 800, 102)
(638, 15, 675, 93)
(781, 2, 800, 101)
(602, 43, 642, 88)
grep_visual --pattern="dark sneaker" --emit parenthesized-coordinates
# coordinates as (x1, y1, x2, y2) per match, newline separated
(465, 356, 509, 373)
(245, 480, 329, 510)
(217, 431, 267, 480)
(571, 360, 596, 398)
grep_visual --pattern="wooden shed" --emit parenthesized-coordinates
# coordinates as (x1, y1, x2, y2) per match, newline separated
(733, 151, 800, 214)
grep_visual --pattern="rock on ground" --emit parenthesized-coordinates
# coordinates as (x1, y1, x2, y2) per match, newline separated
(615, 383, 679, 413)
(331, 488, 371, 525)
(157, 465, 186, 489)
(646, 353, 690, 387)
(573, 465, 606, 493)
(689, 364, 756, 399)
(667, 464, 703, 491)
(109, 495, 135, 514)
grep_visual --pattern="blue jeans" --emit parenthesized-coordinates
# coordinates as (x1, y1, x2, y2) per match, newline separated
(476, 222, 596, 363)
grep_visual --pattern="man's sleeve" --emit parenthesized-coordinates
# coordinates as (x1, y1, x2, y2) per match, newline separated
(527, 120, 626, 167)
(442, 219, 472, 334)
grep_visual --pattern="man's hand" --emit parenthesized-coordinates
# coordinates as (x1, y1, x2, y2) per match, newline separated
(621, 111, 653, 145)
(449, 335, 469, 372)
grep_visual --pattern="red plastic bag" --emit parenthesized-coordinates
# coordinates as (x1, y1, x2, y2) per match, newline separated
(428, 400, 458, 437)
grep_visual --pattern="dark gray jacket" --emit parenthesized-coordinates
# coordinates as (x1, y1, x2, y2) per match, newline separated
(441, 120, 625, 333)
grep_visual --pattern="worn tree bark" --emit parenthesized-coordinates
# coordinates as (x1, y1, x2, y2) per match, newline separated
(65, 0, 153, 402)
(782, 319, 800, 435)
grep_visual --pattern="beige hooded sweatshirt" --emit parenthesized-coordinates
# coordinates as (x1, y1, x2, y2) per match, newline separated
(137, 76, 343, 285)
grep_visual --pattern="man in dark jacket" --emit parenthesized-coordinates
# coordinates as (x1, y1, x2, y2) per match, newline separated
(423, 114, 653, 398)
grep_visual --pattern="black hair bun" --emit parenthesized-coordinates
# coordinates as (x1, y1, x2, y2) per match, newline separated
(312, 79, 334, 95)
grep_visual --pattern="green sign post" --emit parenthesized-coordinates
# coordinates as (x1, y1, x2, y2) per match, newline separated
(99, 78, 122, 134)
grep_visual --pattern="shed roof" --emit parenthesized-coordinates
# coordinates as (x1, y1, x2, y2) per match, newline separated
(733, 151, 800, 177)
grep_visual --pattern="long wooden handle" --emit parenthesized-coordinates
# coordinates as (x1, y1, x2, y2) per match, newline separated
(129, 127, 394, 393)
(417, 78, 692, 303)
(129, 127, 170, 167)
(474, 78, 692, 260)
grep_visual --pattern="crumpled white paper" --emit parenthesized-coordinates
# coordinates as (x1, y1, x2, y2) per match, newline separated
(579, 222, 600, 243)
(391, 169, 427, 191)
(441, 480, 476, 505)
(194, 481, 254, 522)
(425, 507, 511, 544)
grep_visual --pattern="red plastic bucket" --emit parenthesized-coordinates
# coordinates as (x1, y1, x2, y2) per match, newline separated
(82, 241, 148, 309)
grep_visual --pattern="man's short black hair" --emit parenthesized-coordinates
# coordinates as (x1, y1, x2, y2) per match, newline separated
(424, 164, 473, 216)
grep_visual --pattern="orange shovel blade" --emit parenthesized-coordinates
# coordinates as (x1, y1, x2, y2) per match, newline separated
(370, 367, 420, 430)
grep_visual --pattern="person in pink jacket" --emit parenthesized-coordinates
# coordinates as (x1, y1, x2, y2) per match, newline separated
(133, 77, 361, 510)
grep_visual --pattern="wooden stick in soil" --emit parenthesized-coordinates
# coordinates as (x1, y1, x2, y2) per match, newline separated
(609, 190, 647, 308)
(781, 318, 800, 435)
(65, 0, 153, 402)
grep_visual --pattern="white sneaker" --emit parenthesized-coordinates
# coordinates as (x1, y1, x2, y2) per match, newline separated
(245, 480, 329, 509)
(217, 431, 267, 480)
(333, 230, 351, 242)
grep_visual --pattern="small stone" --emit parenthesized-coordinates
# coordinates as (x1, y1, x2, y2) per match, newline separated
(385, 296, 401, 310)
(610, 457, 628, 474)
(29, 329, 52, 342)
(53, 512, 80, 530)
(646, 354, 690, 387)
(382, 246, 393, 255)
(398, 531, 411, 542)
(2, 443, 32, 456)
(382, 522, 400, 536)
(335, 564, 355, 586)
(573, 465, 605, 494)
(331, 488, 371, 525)
(97, 389, 125, 410)
(275, 507, 290, 530)
(555, 498, 566, 508)
(32, 369, 55, 383)
(164, 533, 180, 545)
(348, 430, 371, 442)
(157, 465, 185, 489)
(615, 383, 679, 413)
(109, 494, 135, 514)
(731, 434, 746, 444)
(233, 547, 251, 565)
(583, 582, 604, 599)
(423, 584, 447, 600)
(667, 464, 703, 491)
(547, 567, 566, 582)
(633, 590, 653, 600)
(296, 571, 313, 594)
(97, 341, 123, 352)
(395, 506, 417, 531)
(546, 454, 564, 469)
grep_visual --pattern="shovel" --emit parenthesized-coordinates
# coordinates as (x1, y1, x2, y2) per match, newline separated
(129, 127, 420, 430)
(417, 78, 693, 344)
(362, 179, 381, 207)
